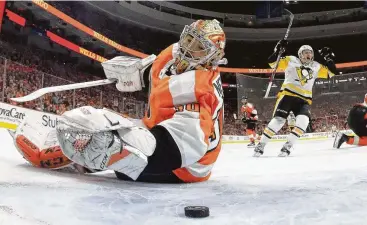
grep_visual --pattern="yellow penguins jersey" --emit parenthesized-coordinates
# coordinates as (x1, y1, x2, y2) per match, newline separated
(270, 56, 335, 104)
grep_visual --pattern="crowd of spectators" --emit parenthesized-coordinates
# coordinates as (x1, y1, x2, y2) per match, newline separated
(0, 36, 146, 119)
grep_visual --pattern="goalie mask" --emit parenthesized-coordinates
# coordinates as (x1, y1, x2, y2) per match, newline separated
(298, 45, 314, 65)
(173, 19, 226, 74)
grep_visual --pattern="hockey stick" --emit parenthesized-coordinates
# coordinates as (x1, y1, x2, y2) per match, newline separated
(11, 54, 157, 103)
(264, 9, 294, 98)
(10, 79, 116, 103)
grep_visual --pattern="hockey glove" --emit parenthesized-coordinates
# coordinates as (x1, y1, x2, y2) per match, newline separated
(102, 54, 156, 92)
(274, 39, 288, 55)
(319, 47, 337, 75)
(269, 39, 288, 63)
(242, 117, 247, 123)
(319, 47, 335, 62)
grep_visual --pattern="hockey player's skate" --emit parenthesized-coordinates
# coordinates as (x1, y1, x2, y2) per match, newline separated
(333, 131, 348, 149)
(278, 141, 292, 157)
(247, 141, 256, 148)
(253, 142, 265, 157)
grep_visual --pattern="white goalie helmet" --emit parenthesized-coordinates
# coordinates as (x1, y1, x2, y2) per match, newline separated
(298, 45, 314, 65)
(172, 19, 226, 74)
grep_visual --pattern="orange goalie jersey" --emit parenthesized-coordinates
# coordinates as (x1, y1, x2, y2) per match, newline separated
(143, 44, 224, 182)
(241, 103, 258, 121)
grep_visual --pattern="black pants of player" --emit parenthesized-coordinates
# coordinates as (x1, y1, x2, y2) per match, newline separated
(348, 104, 367, 137)
(273, 95, 311, 119)
(114, 125, 184, 183)
(245, 121, 257, 130)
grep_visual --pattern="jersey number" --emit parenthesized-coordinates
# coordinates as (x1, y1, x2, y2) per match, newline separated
(208, 108, 222, 151)
(208, 75, 223, 151)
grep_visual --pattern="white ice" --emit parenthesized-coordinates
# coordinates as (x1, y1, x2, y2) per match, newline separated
(1, 128, 367, 225)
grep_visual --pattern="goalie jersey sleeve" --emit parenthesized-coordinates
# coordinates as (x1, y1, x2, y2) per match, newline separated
(269, 56, 335, 104)
(143, 44, 224, 182)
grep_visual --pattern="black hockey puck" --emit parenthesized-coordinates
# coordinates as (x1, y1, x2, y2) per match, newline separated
(184, 206, 210, 218)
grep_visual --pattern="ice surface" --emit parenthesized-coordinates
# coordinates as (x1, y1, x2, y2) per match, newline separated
(1, 128, 367, 225)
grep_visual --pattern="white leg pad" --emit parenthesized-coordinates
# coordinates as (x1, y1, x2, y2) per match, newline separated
(117, 127, 156, 156)
(106, 145, 148, 180)
(56, 106, 156, 180)
(61, 106, 135, 133)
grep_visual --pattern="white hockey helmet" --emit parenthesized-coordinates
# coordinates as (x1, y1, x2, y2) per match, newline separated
(298, 45, 314, 64)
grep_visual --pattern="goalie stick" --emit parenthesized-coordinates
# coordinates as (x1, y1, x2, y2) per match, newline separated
(10, 54, 156, 103)
(264, 9, 294, 98)
(10, 79, 116, 103)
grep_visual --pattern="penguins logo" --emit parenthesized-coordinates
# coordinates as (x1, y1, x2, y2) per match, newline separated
(296, 66, 314, 86)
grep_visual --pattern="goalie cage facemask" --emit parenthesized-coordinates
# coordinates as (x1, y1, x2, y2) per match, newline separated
(173, 19, 226, 74)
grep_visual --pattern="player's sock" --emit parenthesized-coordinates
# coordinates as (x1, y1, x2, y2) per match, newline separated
(254, 117, 285, 157)
(359, 137, 367, 145)
(285, 126, 305, 146)
(247, 129, 255, 143)
(283, 115, 309, 153)
(249, 136, 255, 143)
(347, 136, 358, 145)
(259, 116, 286, 144)
(256, 134, 261, 140)
(347, 136, 367, 146)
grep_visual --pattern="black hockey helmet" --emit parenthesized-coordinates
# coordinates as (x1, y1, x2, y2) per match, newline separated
(241, 96, 248, 103)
